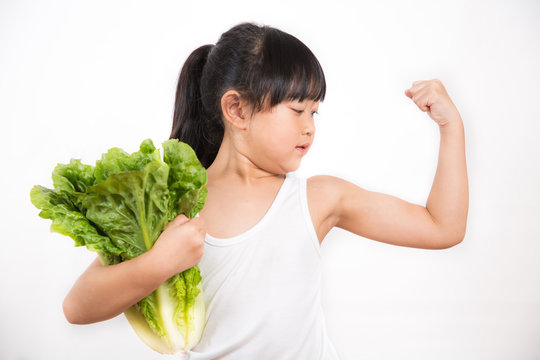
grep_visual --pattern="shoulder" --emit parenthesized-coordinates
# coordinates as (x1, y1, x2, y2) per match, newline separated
(306, 174, 371, 225)
(306, 175, 344, 200)
(306, 173, 362, 206)
(304, 175, 351, 239)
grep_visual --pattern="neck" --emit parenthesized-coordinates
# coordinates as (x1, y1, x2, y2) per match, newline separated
(206, 134, 284, 187)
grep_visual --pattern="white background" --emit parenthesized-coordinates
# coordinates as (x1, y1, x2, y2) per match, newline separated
(1, 0, 539, 359)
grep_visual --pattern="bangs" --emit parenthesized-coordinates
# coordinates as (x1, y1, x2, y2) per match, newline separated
(248, 27, 326, 114)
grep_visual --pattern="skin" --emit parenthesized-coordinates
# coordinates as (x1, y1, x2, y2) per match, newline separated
(203, 80, 468, 250)
(62, 214, 206, 324)
(62, 78, 468, 324)
(309, 79, 468, 249)
(198, 90, 320, 238)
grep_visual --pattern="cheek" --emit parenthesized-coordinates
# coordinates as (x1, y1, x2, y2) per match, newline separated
(267, 128, 295, 150)
(248, 113, 296, 153)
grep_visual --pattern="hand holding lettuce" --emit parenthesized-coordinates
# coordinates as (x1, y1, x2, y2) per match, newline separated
(30, 138, 208, 354)
(153, 212, 206, 278)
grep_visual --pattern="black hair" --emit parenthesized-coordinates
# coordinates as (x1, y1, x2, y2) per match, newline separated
(169, 22, 326, 169)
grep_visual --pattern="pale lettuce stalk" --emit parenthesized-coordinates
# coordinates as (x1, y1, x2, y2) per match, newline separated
(30, 139, 207, 353)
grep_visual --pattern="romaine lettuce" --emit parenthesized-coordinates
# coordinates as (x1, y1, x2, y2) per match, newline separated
(30, 138, 207, 353)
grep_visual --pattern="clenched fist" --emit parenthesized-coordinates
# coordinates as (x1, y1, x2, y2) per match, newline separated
(405, 78, 462, 127)
(150, 214, 206, 278)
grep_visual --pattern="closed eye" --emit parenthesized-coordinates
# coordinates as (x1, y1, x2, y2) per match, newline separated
(292, 108, 319, 116)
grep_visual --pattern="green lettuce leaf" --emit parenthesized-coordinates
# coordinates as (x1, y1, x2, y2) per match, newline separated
(82, 159, 170, 259)
(30, 138, 207, 353)
(29, 185, 122, 257)
(163, 139, 208, 220)
(94, 138, 159, 183)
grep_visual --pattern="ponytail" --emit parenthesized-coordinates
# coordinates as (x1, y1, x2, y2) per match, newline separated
(169, 44, 223, 169)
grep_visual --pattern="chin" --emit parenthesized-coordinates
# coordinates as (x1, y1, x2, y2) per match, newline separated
(286, 161, 302, 173)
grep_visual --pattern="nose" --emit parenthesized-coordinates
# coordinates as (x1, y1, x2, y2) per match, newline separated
(302, 118, 315, 136)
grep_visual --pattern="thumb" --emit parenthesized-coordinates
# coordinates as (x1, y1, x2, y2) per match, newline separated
(404, 88, 412, 98)
(174, 214, 190, 224)
(166, 214, 190, 229)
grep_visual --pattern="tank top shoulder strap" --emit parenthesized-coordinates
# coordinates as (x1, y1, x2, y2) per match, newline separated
(292, 173, 322, 256)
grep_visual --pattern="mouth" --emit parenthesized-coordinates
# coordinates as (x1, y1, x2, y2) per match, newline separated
(295, 143, 310, 153)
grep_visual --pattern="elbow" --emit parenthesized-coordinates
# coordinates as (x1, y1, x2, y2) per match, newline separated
(63, 296, 85, 325)
(442, 236, 464, 249)
(451, 224, 467, 247)
(438, 229, 466, 249)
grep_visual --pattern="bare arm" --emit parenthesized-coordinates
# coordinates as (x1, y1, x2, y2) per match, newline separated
(62, 214, 206, 324)
(63, 252, 168, 324)
(426, 118, 469, 242)
(317, 79, 468, 249)
(328, 116, 468, 249)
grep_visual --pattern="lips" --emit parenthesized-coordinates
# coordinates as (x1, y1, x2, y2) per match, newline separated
(295, 143, 310, 153)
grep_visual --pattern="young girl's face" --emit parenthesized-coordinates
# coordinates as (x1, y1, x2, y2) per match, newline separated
(244, 98, 319, 174)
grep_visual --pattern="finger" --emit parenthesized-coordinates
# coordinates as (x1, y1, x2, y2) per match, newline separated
(192, 216, 204, 226)
(189, 216, 206, 231)
(166, 214, 190, 229)
(412, 80, 428, 86)
(174, 214, 190, 224)
(405, 84, 421, 98)
(410, 89, 431, 112)
(406, 81, 429, 95)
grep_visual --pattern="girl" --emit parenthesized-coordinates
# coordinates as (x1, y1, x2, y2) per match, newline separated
(62, 22, 468, 359)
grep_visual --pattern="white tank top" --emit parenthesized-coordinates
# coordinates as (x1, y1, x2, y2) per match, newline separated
(187, 171, 340, 360)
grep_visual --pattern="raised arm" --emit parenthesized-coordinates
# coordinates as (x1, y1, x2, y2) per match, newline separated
(425, 118, 468, 243)
(62, 214, 206, 324)
(406, 79, 468, 243)
(313, 79, 468, 249)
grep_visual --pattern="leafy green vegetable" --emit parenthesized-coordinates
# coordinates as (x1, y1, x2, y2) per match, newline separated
(30, 138, 207, 353)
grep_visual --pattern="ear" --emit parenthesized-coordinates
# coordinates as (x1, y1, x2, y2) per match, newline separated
(220, 90, 251, 130)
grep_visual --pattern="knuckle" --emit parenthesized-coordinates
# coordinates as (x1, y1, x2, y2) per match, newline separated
(192, 234, 202, 244)
(196, 246, 204, 257)
(197, 239, 205, 250)
(192, 226, 202, 238)
(176, 214, 188, 222)
(188, 236, 199, 247)
(184, 222, 195, 234)
(190, 235, 204, 249)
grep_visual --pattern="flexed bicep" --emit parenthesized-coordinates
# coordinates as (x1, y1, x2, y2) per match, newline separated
(317, 175, 455, 250)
